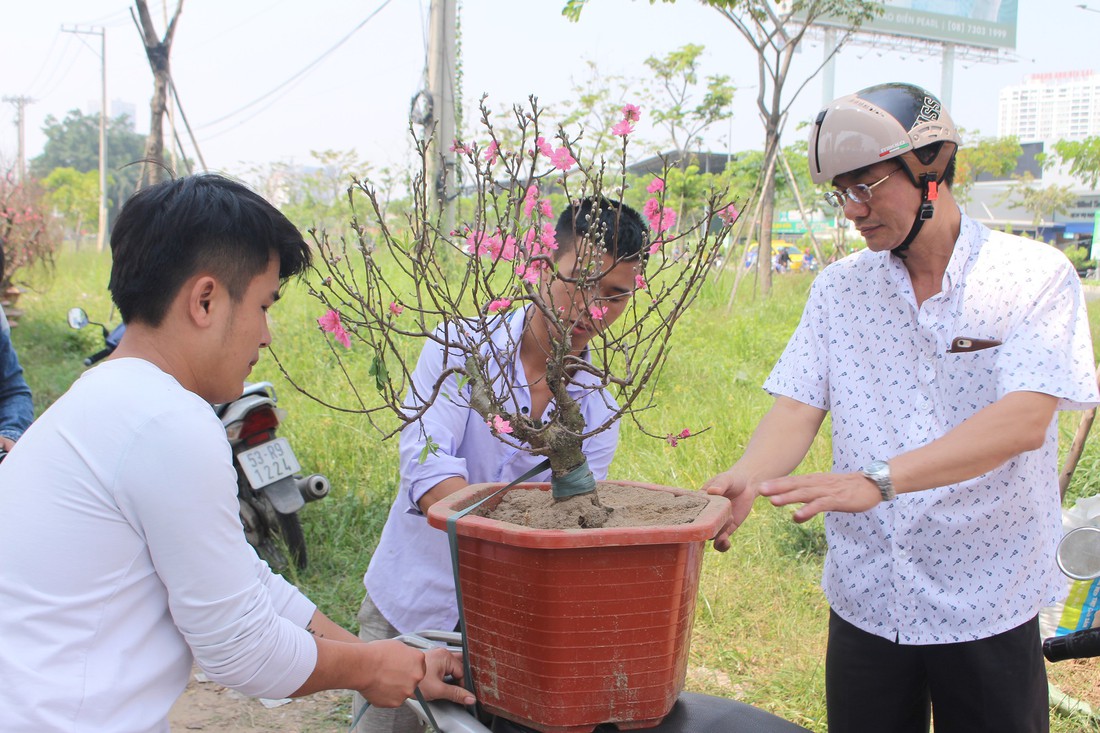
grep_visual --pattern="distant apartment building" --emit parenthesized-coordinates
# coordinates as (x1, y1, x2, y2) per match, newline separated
(998, 70, 1100, 142)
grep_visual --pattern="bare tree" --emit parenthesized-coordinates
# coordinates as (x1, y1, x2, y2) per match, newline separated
(708, 0, 879, 295)
(279, 98, 738, 512)
(132, 0, 183, 188)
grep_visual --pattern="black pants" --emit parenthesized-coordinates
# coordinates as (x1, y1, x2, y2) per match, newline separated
(826, 610, 1048, 733)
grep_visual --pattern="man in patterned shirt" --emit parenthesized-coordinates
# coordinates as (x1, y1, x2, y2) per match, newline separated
(705, 83, 1100, 733)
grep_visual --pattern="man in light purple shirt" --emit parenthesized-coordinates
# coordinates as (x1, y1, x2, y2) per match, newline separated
(355, 196, 650, 733)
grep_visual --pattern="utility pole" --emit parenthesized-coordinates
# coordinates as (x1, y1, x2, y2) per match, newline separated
(2, 96, 34, 183)
(62, 25, 107, 253)
(426, 0, 457, 236)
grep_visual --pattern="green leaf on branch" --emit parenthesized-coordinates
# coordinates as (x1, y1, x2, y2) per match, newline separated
(368, 353, 389, 393)
(419, 437, 440, 464)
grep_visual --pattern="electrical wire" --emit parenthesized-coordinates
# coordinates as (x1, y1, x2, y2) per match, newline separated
(21, 30, 62, 97)
(34, 36, 85, 103)
(190, 0, 293, 49)
(195, 0, 394, 131)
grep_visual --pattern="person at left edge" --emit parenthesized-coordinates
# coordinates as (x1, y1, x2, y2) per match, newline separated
(0, 173, 474, 733)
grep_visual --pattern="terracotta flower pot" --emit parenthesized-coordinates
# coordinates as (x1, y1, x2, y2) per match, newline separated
(426, 481, 731, 733)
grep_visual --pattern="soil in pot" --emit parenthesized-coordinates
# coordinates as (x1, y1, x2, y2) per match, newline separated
(474, 482, 708, 530)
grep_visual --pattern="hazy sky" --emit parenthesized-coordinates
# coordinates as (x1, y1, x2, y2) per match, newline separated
(2, 0, 1098, 177)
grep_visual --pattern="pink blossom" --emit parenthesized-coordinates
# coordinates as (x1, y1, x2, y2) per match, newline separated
(717, 203, 740, 225)
(635, 274, 647, 290)
(488, 298, 513, 313)
(646, 177, 665, 194)
(487, 414, 513, 434)
(484, 140, 499, 165)
(449, 139, 469, 154)
(466, 230, 490, 257)
(523, 185, 540, 218)
(679, 428, 691, 439)
(648, 239, 663, 256)
(467, 230, 516, 261)
(589, 304, 609, 321)
(535, 136, 554, 157)
(389, 302, 404, 316)
(523, 185, 554, 220)
(550, 146, 576, 171)
(643, 198, 677, 234)
(611, 119, 634, 137)
(666, 433, 680, 448)
(539, 223, 558, 252)
(621, 103, 641, 123)
(516, 260, 544, 284)
(492, 234, 517, 262)
(317, 309, 351, 349)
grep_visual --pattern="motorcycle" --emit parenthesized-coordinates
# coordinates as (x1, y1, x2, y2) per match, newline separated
(65, 307, 330, 572)
(391, 631, 811, 733)
(1044, 525, 1100, 662)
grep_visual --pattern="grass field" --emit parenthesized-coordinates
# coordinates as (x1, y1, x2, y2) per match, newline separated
(12, 247, 1100, 732)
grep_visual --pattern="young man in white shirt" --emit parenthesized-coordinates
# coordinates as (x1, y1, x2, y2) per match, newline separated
(0, 174, 473, 732)
(705, 83, 1100, 733)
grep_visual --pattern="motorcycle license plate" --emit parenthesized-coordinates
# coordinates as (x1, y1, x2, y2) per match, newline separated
(237, 437, 302, 490)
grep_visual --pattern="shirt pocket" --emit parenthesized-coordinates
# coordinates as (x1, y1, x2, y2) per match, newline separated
(939, 344, 1002, 424)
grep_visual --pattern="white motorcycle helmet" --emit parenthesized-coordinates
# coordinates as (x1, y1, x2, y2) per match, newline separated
(808, 83, 962, 254)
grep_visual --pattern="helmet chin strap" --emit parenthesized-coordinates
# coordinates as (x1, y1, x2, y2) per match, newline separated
(892, 174, 940, 260)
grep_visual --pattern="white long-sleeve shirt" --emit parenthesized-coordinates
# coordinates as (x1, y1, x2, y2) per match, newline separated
(0, 358, 318, 732)
(364, 308, 621, 633)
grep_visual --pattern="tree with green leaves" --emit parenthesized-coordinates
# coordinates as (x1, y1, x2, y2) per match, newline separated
(556, 61, 633, 163)
(246, 149, 370, 239)
(1052, 137, 1100, 190)
(564, 0, 881, 296)
(1003, 173, 1077, 230)
(643, 44, 735, 156)
(30, 110, 146, 228)
(953, 131, 1022, 205)
(41, 168, 102, 249)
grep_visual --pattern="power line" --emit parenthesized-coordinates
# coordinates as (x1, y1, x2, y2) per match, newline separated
(21, 31, 62, 97)
(196, 0, 394, 131)
(29, 34, 82, 102)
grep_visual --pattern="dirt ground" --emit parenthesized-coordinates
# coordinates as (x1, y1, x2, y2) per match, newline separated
(168, 667, 352, 732)
(168, 658, 1100, 732)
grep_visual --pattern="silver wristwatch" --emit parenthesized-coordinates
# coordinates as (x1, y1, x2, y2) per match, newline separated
(862, 460, 896, 502)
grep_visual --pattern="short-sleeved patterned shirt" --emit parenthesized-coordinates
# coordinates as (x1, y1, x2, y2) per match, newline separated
(765, 214, 1100, 644)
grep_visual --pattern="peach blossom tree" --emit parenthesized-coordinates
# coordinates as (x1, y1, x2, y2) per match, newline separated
(282, 98, 739, 501)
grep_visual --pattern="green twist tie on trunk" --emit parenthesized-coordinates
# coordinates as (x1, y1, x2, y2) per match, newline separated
(550, 460, 595, 499)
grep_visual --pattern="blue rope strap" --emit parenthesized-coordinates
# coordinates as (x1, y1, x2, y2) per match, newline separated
(447, 459, 553, 719)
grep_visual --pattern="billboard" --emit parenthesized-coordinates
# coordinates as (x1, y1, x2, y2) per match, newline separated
(806, 0, 1018, 51)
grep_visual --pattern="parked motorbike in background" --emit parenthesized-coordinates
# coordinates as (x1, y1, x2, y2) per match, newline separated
(1044, 525, 1100, 662)
(66, 307, 330, 571)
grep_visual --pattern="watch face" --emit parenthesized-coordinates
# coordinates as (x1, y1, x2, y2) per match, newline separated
(867, 460, 889, 477)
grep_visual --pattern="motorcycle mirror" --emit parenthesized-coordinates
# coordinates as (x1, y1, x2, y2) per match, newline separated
(67, 307, 89, 330)
(1057, 526, 1100, 581)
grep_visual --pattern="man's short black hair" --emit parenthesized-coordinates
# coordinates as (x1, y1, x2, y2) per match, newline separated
(554, 196, 649, 262)
(109, 174, 311, 326)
